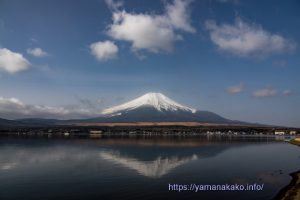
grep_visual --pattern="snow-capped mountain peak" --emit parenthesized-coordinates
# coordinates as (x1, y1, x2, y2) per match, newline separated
(101, 92, 196, 115)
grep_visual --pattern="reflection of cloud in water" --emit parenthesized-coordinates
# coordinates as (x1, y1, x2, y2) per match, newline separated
(99, 151, 198, 178)
(0, 147, 100, 171)
(1, 162, 17, 170)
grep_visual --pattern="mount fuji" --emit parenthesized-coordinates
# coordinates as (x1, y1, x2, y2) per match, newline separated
(86, 92, 236, 124)
(0, 92, 252, 126)
(102, 92, 196, 115)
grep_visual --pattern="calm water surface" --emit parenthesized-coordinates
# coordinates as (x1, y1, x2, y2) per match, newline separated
(0, 136, 299, 200)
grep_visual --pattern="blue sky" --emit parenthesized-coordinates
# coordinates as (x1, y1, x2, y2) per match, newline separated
(0, 0, 299, 127)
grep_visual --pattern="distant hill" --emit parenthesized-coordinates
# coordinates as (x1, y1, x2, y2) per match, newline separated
(0, 118, 24, 126)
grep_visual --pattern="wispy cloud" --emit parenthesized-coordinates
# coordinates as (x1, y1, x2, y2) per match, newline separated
(75, 96, 106, 110)
(30, 38, 38, 43)
(0, 48, 30, 74)
(252, 86, 293, 98)
(90, 40, 118, 61)
(272, 60, 287, 68)
(252, 87, 278, 98)
(205, 17, 296, 57)
(165, 0, 196, 33)
(226, 83, 244, 94)
(105, 0, 123, 11)
(252, 87, 277, 98)
(282, 89, 292, 96)
(0, 96, 101, 119)
(27, 47, 49, 57)
(106, 0, 195, 53)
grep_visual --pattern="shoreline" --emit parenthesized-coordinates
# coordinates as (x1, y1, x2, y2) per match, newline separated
(273, 139, 300, 200)
(273, 170, 300, 200)
(288, 138, 300, 146)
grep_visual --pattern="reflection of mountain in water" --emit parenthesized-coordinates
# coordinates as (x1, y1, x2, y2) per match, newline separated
(105, 142, 235, 161)
(97, 144, 234, 178)
(100, 151, 198, 178)
(0, 139, 270, 178)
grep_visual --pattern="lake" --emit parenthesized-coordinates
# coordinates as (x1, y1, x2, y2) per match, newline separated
(0, 136, 299, 200)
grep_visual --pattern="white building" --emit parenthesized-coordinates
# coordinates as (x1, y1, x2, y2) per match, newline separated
(290, 131, 297, 135)
(274, 131, 285, 135)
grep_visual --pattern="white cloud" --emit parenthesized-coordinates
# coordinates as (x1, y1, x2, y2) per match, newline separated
(0, 48, 30, 74)
(166, 0, 195, 33)
(226, 83, 244, 94)
(205, 18, 295, 57)
(0, 96, 100, 119)
(90, 40, 119, 61)
(30, 38, 38, 43)
(105, 0, 123, 11)
(252, 87, 277, 98)
(106, 0, 195, 53)
(252, 87, 293, 98)
(27, 47, 49, 57)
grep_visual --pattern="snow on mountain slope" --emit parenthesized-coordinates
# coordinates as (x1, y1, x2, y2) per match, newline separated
(102, 92, 196, 115)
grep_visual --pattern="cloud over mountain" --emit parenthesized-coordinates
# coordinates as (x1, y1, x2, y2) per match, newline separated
(0, 96, 99, 119)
